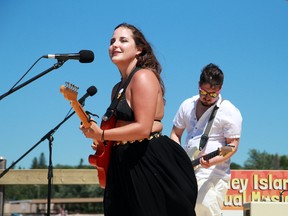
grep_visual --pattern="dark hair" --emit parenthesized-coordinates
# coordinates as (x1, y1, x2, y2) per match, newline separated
(114, 23, 165, 97)
(199, 63, 224, 88)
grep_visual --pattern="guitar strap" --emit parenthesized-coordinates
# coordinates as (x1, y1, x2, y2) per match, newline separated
(199, 99, 224, 151)
(102, 67, 141, 121)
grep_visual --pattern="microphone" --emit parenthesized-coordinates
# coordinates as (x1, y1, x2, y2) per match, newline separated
(43, 50, 94, 63)
(78, 85, 97, 105)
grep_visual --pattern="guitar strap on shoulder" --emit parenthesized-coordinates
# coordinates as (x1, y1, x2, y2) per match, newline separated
(199, 99, 224, 151)
(102, 67, 141, 121)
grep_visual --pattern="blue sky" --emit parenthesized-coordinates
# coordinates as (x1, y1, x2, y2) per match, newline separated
(1, 0, 287, 169)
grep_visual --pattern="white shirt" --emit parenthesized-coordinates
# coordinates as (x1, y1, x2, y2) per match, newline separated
(173, 95, 242, 180)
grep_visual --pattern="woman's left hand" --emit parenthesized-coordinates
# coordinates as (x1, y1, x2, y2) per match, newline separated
(79, 120, 102, 141)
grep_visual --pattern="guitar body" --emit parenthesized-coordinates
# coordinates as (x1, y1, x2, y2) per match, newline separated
(88, 115, 116, 189)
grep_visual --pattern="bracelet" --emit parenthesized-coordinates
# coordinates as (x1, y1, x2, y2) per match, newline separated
(101, 130, 105, 141)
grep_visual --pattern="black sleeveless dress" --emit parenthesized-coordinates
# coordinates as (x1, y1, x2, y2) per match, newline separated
(103, 68, 197, 216)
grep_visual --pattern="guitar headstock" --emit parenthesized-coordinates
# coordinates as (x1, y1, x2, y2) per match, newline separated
(219, 145, 235, 157)
(60, 82, 79, 102)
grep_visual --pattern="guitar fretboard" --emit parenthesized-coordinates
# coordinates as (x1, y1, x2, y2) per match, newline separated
(191, 148, 220, 167)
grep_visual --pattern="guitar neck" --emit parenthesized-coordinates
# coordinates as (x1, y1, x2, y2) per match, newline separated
(70, 101, 91, 128)
(191, 148, 220, 167)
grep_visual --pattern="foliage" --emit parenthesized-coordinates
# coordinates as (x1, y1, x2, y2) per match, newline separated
(30, 152, 47, 169)
(230, 162, 242, 170)
(243, 149, 288, 170)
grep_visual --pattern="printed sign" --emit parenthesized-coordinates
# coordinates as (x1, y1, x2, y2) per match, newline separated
(223, 170, 288, 210)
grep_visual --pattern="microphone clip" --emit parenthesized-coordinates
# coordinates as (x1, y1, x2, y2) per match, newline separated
(86, 110, 99, 120)
(53, 59, 67, 69)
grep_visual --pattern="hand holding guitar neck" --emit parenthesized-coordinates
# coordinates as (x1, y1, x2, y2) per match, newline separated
(191, 145, 235, 170)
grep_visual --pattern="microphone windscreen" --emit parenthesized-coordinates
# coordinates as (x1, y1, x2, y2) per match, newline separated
(79, 50, 94, 63)
(87, 86, 97, 96)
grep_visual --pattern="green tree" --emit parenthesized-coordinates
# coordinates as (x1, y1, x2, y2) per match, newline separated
(31, 157, 38, 168)
(38, 152, 47, 168)
(231, 162, 242, 169)
(78, 158, 84, 168)
(31, 153, 47, 169)
(279, 155, 288, 169)
(243, 149, 288, 170)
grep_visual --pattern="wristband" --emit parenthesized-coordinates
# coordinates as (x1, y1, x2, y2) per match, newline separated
(101, 130, 105, 141)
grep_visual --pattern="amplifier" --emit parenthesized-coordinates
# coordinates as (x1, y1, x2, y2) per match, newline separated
(243, 202, 288, 216)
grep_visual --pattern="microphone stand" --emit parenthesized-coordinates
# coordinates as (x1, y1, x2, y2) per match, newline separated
(0, 60, 66, 101)
(0, 109, 78, 216)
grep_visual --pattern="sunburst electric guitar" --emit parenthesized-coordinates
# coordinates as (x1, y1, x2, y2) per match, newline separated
(60, 82, 116, 188)
(191, 145, 235, 170)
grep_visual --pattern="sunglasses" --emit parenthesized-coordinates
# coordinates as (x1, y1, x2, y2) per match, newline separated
(199, 87, 221, 98)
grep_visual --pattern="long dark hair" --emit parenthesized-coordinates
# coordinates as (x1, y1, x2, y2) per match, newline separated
(114, 23, 165, 97)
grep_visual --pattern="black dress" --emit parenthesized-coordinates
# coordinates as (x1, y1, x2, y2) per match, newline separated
(104, 135, 197, 216)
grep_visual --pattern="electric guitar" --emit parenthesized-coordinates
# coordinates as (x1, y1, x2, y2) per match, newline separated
(60, 82, 115, 188)
(191, 145, 234, 170)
